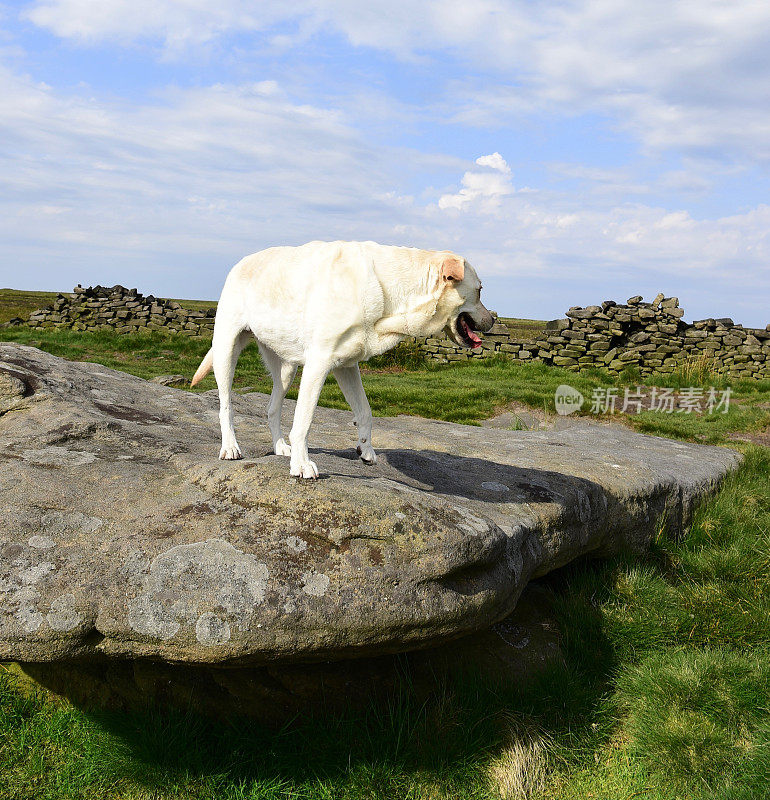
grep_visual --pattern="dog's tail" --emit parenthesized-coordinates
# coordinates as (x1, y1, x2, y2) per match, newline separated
(190, 348, 213, 387)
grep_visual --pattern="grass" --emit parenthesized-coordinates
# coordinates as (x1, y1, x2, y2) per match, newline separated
(0, 288, 59, 324)
(1, 310, 770, 799)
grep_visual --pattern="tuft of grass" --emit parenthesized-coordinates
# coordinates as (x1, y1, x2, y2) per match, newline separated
(486, 715, 553, 800)
(674, 352, 725, 387)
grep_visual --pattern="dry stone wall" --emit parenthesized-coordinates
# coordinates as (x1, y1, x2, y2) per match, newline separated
(415, 293, 770, 379)
(26, 284, 215, 337)
(21, 286, 770, 379)
(539, 294, 770, 379)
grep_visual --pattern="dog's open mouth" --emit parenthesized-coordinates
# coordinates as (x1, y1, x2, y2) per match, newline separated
(455, 312, 483, 349)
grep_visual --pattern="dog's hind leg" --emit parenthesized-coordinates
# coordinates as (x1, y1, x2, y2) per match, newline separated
(288, 358, 332, 479)
(213, 326, 253, 460)
(333, 364, 377, 465)
(258, 343, 297, 457)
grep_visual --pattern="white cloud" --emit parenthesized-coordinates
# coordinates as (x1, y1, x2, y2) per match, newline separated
(474, 152, 510, 174)
(438, 152, 513, 213)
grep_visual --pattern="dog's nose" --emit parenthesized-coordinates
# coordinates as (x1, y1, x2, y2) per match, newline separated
(477, 305, 495, 332)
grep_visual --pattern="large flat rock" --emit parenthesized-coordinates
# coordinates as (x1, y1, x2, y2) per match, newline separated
(1, 344, 741, 666)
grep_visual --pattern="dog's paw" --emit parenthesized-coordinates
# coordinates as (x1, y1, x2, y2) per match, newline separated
(290, 457, 319, 479)
(273, 438, 292, 457)
(219, 444, 243, 460)
(356, 443, 378, 465)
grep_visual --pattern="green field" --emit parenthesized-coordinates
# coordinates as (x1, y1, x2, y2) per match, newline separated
(1, 291, 769, 800)
(0, 288, 59, 324)
(496, 316, 548, 341)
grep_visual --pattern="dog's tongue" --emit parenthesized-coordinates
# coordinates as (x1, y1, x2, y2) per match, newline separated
(460, 316, 482, 348)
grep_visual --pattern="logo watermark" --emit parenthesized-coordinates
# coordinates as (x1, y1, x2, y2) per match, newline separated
(555, 385, 732, 415)
(555, 384, 585, 416)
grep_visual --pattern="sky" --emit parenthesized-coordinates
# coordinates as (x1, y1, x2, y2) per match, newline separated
(1, 1, 768, 326)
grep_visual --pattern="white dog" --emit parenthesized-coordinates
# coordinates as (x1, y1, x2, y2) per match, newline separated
(191, 241, 494, 479)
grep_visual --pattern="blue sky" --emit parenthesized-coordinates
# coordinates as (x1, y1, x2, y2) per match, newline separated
(1, 1, 768, 326)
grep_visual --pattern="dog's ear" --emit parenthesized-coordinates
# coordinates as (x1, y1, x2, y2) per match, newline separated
(439, 253, 465, 284)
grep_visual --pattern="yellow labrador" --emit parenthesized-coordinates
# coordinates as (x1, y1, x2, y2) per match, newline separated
(191, 241, 494, 478)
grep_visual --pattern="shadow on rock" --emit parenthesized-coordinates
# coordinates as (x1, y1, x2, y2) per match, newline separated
(377, 447, 599, 505)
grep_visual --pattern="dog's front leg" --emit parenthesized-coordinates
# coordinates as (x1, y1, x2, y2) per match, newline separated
(333, 364, 377, 465)
(288, 359, 330, 479)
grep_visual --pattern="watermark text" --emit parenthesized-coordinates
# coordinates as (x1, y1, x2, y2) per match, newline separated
(555, 385, 732, 416)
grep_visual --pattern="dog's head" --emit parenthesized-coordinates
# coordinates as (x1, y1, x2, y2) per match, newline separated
(431, 252, 494, 349)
